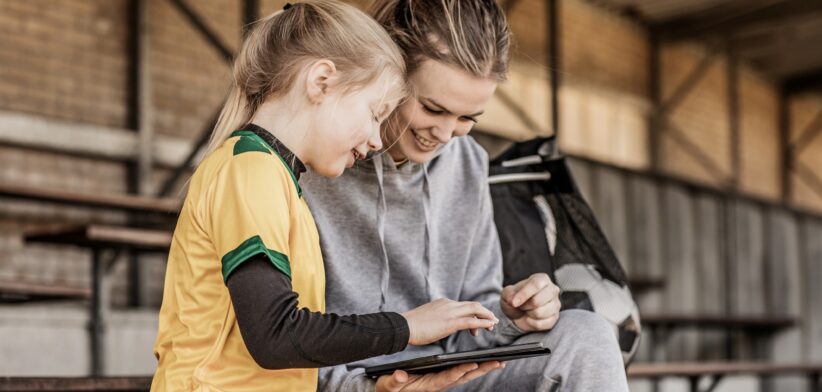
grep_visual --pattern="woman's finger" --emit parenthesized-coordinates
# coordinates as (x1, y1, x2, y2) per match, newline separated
(519, 284, 560, 311)
(452, 361, 504, 387)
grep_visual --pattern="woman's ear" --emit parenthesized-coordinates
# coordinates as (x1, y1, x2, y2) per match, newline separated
(305, 59, 338, 104)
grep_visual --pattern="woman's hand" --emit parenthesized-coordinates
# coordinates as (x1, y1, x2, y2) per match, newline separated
(375, 362, 504, 392)
(401, 298, 498, 346)
(500, 273, 561, 332)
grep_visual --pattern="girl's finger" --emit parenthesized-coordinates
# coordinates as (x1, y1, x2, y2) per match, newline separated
(453, 301, 498, 322)
(452, 316, 496, 332)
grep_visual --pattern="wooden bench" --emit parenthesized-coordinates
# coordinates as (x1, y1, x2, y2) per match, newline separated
(24, 225, 172, 376)
(0, 182, 180, 215)
(640, 313, 798, 361)
(0, 281, 90, 303)
(0, 376, 152, 391)
(25, 225, 172, 252)
(628, 361, 822, 392)
(628, 276, 666, 294)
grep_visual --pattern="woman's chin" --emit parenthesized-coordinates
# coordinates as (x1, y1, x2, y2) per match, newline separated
(403, 146, 438, 164)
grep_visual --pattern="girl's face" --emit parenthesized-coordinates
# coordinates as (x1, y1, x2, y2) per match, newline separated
(307, 74, 395, 177)
(384, 59, 498, 163)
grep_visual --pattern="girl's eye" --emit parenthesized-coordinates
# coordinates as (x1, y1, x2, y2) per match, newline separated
(460, 116, 478, 124)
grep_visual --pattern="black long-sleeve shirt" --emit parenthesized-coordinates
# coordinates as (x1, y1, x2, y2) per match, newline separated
(227, 252, 410, 369)
(225, 124, 409, 369)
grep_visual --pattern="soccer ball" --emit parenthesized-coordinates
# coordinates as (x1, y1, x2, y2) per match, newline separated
(554, 263, 641, 364)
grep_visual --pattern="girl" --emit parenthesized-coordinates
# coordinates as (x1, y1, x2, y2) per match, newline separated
(151, 1, 498, 391)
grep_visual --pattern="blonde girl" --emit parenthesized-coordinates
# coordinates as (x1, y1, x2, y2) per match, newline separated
(151, 1, 498, 391)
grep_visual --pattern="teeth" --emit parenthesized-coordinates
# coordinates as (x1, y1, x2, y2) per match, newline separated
(413, 130, 437, 148)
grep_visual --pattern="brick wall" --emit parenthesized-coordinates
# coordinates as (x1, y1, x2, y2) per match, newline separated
(0, 0, 130, 128)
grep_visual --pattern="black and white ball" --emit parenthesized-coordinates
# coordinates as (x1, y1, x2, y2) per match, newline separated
(554, 263, 641, 364)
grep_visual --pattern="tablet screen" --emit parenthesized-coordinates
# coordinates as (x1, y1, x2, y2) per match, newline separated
(365, 342, 551, 378)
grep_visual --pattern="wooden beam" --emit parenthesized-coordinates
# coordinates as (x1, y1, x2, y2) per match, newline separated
(791, 107, 822, 157)
(157, 108, 220, 196)
(167, 0, 233, 64)
(779, 90, 792, 203)
(653, 0, 822, 42)
(243, 0, 260, 37)
(660, 45, 720, 115)
(648, 35, 661, 170)
(0, 377, 152, 391)
(0, 182, 180, 214)
(547, 0, 560, 138)
(628, 361, 822, 378)
(0, 111, 192, 168)
(665, 123, 730, 184)
(728, 44, 740, 190)
(493, 89, 546, 135)
(795, 160, 822, 201)
(783, 69, 822, 95)
(135, 0, 154, 195)
(502, 0, 522, 15)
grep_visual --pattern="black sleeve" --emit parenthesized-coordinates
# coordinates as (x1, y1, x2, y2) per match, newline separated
(226, 256, 410, 369)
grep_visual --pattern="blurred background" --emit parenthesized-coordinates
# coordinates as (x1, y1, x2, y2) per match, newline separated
(0, 0, 821, 391)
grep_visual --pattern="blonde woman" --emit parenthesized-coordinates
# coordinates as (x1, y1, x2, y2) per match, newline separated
(302, 0, 629, 391)
(151, 2, 500, 391)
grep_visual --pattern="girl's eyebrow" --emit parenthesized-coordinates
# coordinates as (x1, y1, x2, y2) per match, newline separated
(421, 97, 484, 118)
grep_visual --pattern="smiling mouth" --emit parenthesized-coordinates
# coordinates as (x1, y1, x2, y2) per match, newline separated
(412, 129, 437, 149)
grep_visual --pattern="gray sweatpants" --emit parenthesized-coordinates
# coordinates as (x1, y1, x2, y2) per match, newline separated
(448, 310, 629, 392)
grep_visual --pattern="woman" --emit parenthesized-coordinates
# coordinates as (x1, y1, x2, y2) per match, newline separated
(301, 1, 628, 390)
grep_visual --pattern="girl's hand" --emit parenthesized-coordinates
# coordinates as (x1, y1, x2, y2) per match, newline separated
(401, 299, 498, 346)
(375, 362, 504, 392)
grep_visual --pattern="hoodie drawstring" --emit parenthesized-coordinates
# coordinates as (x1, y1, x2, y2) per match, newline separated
(373, 154, 436, 311)
(421, 164, 434, 301)
(374, 155, 391, 312)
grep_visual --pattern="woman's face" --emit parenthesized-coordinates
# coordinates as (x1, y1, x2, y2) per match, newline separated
(384, 59, 498, 163)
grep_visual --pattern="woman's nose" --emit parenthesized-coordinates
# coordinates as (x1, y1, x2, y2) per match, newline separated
(431, 118, 457, 144)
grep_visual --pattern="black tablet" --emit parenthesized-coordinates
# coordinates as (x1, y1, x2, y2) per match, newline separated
(364, 342, 551, 379)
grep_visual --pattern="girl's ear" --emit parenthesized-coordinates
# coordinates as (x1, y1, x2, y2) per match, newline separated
(305, 59, 338, 104)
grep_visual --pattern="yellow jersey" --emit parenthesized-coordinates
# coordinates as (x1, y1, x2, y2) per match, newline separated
(152, 129, 325, 391)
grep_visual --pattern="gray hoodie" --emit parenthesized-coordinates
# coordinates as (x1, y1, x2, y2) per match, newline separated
(301, 136, 524, 391)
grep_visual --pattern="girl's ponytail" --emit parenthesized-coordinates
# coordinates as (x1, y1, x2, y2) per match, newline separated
(204, 86, 250, 158)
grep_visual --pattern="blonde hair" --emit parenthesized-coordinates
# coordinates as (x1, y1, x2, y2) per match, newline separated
(203, 0, 408, 158)
(371, 0, 511, 81)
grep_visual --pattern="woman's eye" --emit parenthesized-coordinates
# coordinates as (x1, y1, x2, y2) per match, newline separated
(460, 116, 478, 124)
(422, 105, 444, 115)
